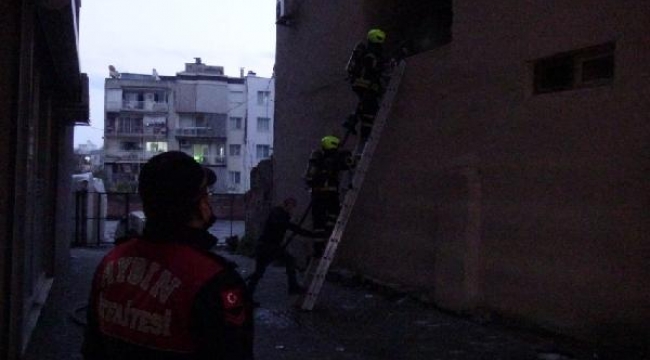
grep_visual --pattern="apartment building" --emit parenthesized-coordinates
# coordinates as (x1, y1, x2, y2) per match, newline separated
(274, 0, 649, 348)
(104, 72, 173, 191)
(103, 59, 274, 194)
(74, 140, 103, 173)
(227, 74, 275, 192)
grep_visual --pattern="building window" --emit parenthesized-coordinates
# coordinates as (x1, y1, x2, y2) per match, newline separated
(257, 91, 270, 105)
(123, 91, 145, 109)
(118, 116, 143, 134)
(120, 141, 141, 151)
(388, 0, 452, 56)
(229, 144, 241, 156)
(534, 42, 615, 94)
(229, 171, 241, 185)
(153, 91, 167, 103)
(256, 145, 271, 159)
(146, 141, 168, 153)
(192, 144, 209, 164)
(230, 117, 243, 130)
(257, 117, 270, 132)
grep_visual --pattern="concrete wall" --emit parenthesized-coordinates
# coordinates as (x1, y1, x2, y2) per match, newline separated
(175, 81, 229, 113)
(245, 76, 275, 190)
(275, 0, 650, 346)
(244, 159, 274, 242)
(1, 0, 85, 358)
(227, 83, 247, 191)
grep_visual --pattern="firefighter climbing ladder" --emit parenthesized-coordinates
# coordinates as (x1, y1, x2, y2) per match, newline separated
(300, 60, 406, 310)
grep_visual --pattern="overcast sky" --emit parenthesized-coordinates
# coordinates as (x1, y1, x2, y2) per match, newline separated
(74, 0, 277, 148)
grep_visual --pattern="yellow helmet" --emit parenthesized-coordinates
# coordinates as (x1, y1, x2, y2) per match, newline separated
(367, 29, 386, 44)
(321, 135, 340, 150)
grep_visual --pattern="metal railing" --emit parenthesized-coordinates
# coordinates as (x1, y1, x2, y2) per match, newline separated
(196, 154, 227, 165)
(104, 150, 164, 162)
(175, 127, 222, 138)
(104, 126, 167, 137)
(73, 191, 243, 247)
(105, 101, 169, 112)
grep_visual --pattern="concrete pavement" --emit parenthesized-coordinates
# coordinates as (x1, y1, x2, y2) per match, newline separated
(23, 240, 607, 360)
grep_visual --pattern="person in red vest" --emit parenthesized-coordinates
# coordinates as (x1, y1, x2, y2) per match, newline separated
(82, 151, 254, 360)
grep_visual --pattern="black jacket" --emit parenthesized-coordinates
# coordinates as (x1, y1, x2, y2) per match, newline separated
(258, 206, 313, 249)
(304, 149, 354, 190)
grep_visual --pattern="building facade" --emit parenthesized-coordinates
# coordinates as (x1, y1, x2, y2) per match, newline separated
(103, 60, 275, 194)
(0, 0, 89, 358)
(74, 140, 103, 173)
(274, 0, 649, 349)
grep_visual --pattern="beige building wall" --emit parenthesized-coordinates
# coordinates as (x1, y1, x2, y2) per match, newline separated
(275, 0, 650, 346)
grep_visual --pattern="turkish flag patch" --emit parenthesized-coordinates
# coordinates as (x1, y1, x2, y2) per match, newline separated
(220, 288, 244, 310)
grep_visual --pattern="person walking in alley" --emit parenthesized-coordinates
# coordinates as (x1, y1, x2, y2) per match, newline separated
(246, 197, 322, 303)
(82, 151, 254, 360)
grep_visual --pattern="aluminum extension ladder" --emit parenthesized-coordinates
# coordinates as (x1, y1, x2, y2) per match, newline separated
(299, 61, 407, 310)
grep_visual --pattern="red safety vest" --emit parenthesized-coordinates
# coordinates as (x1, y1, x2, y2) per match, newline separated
(91, 239, 226, 353)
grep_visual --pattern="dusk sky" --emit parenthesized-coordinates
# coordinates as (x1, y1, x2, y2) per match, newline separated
(74, 0, 277, 148)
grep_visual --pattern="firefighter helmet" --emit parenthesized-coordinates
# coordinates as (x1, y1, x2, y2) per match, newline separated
(367, 29, 386, 44)
(321, 135, 340, 150)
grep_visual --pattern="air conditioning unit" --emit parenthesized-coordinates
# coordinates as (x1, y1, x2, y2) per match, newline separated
(276, 0, 291, 25)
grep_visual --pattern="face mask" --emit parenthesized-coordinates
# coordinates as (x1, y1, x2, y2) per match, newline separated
(204, 213, 217, 230)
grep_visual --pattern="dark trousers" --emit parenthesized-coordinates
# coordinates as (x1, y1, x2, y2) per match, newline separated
(247, 245, 299, 295)
(311, 190, 340, 258)
(352, 96, 379, 141)
(311, 190, 340, 233)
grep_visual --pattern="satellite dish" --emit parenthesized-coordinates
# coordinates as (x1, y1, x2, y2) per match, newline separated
(108, 65, 121, 79)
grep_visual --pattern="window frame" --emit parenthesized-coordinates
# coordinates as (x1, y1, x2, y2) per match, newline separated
(533, 42, 615, 94)
(256, 117, 271, 132)
(229, 171, 241, 185)
(229, 116, 243, 130)
(257, 90, 271, 105)
(229, 144, 241, 156)
(256, 144, 271, 159)
(145, 141, 168, 153)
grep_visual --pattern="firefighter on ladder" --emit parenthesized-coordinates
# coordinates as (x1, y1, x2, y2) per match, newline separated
(343, 28, 387, 156)
(303, 135, 355, 258)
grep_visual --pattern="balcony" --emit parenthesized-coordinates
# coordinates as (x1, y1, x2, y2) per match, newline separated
(105, 126, 167, 138)
(104, 150, 164, 163)
(106, 101, 169, 112)
(175, 127, 224, 139)
(195, 154, 226, 166)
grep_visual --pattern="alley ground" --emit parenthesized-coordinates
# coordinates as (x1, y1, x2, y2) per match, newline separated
(22, 222, 630, 360)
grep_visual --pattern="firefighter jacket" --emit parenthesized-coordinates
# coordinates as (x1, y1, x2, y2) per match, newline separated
(304, 149, 355, 192)
(82, 225, 254, 360)
(351, 43, 384, 94)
